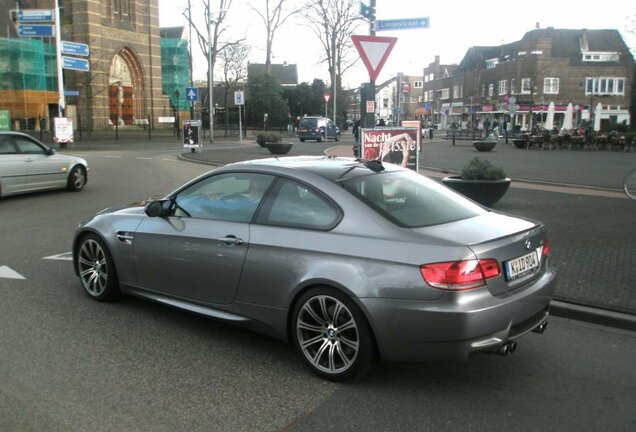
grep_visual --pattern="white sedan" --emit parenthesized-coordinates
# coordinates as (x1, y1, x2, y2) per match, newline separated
(0, 131, 88, 197)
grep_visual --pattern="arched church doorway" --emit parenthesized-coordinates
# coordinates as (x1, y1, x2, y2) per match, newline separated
(108, 49, 145, 126)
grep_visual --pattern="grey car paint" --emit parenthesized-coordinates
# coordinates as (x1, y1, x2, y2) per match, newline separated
(73, 157, 557, 375)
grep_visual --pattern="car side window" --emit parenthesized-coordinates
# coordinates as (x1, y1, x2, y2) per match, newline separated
(0, 136, 17, 154)
(174, 172, 275, 222)
(14, 137, 46, 155)
(258, 179, 340, 230)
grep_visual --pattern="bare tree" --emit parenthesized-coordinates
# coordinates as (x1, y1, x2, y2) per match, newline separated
(182, 0, 239, 93)
(300, 0, 364, 124)
(250, 0, 302, 72)
(300, 0, 364, 85)
(218, 42, 250, 133)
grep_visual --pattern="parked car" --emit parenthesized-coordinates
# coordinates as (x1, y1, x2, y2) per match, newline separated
(73, 156, 556, 381)
(0, 131, 88, 197)
(297, 116, 340, 142)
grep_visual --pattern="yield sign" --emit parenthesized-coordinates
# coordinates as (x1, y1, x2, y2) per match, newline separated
(351, 35, 397, 82)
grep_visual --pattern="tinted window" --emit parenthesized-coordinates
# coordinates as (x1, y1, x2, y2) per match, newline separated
(175, 173, 275, 222)
(300, 118, 318, 128)
(14, 137, 46, 155)
(341, 170, 485, 227)
(0, 136, 16, 154)
(257, 179, 340, 230)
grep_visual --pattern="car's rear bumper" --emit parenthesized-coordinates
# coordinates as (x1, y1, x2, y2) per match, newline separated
(359, 268, 557, 361)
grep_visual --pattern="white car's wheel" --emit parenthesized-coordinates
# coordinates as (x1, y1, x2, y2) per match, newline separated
(67, 165, 86, 191)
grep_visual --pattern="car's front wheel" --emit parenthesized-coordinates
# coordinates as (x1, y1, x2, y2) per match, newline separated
(76, 234, 120, 301)
(292, 287, 375, 381)
(67, 165, 86, 191)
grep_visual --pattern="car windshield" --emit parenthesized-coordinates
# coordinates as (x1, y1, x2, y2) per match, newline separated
(340, 170, 486, 227)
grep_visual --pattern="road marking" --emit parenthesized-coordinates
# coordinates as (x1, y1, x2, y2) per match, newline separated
(162, 158, 178, 162)
(104, 155, 122, 158)
(0, 266, 26, 280)
(43, 252, 73, 261)
(136, 157, 153, 160)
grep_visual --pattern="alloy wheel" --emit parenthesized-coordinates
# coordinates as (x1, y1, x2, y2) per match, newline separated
(78, 238, 108, 297)
(296, 295, 359, 375)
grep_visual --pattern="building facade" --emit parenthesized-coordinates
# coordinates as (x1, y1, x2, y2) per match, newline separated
(0, 0, 168, 130)
(420, 28, 634, 131)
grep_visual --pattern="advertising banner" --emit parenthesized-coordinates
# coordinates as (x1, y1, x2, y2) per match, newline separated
(54, 117, 74, 144)
(183, 120, 202, 152)
(361, 127, 420, 171)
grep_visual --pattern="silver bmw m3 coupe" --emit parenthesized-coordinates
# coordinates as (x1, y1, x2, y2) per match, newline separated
(73, 156, 556, 381)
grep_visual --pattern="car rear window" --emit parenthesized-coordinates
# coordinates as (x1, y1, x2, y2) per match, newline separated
(340, 170, 485, 227)
(300, 118, 318, 128)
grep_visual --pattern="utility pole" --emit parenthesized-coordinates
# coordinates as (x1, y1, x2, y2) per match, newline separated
(359, 0, 376, 130)
(54, 0, 64, 117)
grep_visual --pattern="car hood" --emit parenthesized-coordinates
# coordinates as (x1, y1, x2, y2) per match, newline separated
(411, 211, 538, 246)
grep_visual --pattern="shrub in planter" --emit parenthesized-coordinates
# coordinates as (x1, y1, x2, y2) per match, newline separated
(441, 157, 511, 207)
(461, 157, 507, 180)
(256, 132, 268, 147)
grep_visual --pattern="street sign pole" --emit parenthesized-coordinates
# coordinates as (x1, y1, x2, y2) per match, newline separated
(364, 0, 376, 130)
(54, 0, 65, 117)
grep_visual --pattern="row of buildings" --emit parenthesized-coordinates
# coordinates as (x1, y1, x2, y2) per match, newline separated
(1, 1, 634, 133)
(363, 27, 635, 132)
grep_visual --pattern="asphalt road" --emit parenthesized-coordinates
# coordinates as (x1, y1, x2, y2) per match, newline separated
(0, 145, 634, 431)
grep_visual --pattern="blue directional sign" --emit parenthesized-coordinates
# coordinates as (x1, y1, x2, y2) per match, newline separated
(376, 17, 430, 31)
(61, 41, 90, 57)
(17, 25, 54, 37)
(62, 56, 90, 72)
(186, 87, 199, 102)
(17, 9, 54, 22)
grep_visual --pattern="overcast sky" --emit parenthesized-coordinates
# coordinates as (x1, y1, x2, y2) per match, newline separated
(158, 0, 636, 88)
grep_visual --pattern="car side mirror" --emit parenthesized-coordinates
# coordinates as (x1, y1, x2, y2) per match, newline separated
(47, 148, 56, 155)
(144, 199, 171, 217)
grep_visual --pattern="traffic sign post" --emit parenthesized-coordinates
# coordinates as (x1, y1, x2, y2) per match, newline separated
(17, 25, 54, 37)
(61, 41, 89, 57)
(17, 9, 54, 22)
(376, 17, 430, 31)
(185, 87, 199, 102)
(62, 56, 90, 72)
(234, 91, 244, 146)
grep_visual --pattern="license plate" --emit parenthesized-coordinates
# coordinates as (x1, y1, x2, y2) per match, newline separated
(505, 249, 540, 280)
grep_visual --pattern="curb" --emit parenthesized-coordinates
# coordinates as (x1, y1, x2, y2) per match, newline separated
(550, 300, 636, 331)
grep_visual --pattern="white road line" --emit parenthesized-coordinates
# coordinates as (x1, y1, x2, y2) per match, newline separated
(104, 155, 123, 158)
(162, 158, 178, 162)
(43, 252, 73, 261)
(0, 266, 26, 280)
(136, 157, 153, 160)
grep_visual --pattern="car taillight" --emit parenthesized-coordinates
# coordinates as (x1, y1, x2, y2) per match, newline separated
(542, 239, 550, 257)
(420, 259, 501, 291)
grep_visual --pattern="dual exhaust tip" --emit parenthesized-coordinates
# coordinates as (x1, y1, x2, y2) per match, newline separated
(495, 320, 548, 356)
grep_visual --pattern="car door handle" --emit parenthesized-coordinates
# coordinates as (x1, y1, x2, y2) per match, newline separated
(218, 236, 244, 246)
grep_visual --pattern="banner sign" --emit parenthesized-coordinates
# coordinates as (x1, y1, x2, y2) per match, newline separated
(54, 117, 73, 143)
(360, 127, 420, 171)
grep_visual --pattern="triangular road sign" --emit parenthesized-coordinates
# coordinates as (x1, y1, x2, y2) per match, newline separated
(352, 35, 398, 82)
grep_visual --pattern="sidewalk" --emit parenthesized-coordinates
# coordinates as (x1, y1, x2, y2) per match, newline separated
(173, 136, 636, 330)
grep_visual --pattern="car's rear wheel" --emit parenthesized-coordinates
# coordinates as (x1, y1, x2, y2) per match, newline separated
(67, 165, 86, 191)
(77, 234, 120, 301)
(292, 287, 374, 381)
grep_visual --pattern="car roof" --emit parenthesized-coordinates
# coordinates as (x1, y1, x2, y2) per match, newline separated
(227, 156, 403, 182)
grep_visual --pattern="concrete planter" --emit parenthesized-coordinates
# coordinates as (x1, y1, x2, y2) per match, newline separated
(472, 140, 497, 152)
(265, 142, 293, 155)
(441, 175, 511, 207)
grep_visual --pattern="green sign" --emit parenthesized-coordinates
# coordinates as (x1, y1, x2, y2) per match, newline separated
(0, 111, 9, 131)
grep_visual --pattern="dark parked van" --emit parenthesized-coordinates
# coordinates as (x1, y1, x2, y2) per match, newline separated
(297, 116, 340, 142)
